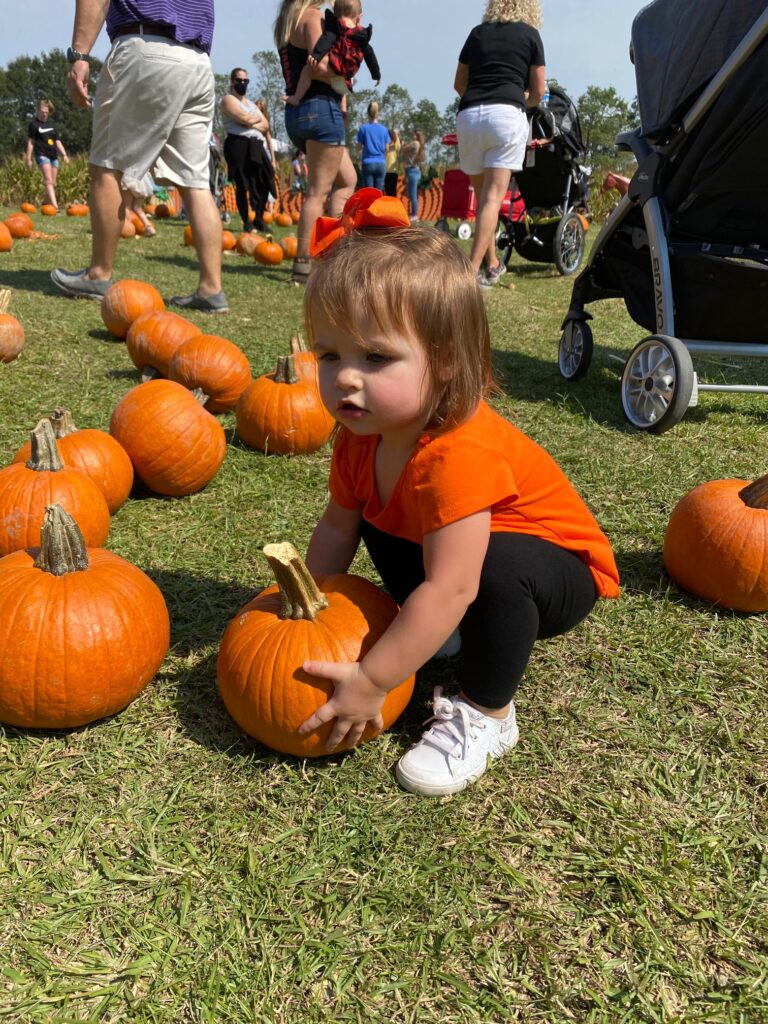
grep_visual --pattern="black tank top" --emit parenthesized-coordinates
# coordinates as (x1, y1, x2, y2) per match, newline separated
(279, 43, 337, 101)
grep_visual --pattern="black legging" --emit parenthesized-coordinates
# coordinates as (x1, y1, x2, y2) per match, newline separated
(223, 134, 274, 231)
(359, 523, 598, 708)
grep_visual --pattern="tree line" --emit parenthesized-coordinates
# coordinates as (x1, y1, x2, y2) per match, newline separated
(0, 49, 639, 175)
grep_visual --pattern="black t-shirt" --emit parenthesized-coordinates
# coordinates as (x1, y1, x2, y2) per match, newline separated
(28, 117, 60, 160)
(458, 21, 545, 112)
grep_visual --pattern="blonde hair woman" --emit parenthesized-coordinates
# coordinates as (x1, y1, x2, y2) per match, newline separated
(454, 0, 545, 286)
(24, 99, 69, 210)
(400, 129, 425, 222)
(274, 0, 357, 284)
(356, 100, 390, 191)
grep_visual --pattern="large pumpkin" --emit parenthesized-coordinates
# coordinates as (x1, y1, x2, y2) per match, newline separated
(13, 409, 134, 514)
(101, 279, 165, 339)
(126, 310, 201, 379)
(0, 419, 110, 556)
(236, 355, 333, 455)
(664, 473, 768, 612)
(5, 213, 33, 238)
(0, 288, 25, 362)
(110, 379, 227, 496)
(0, 223, 12, 253)
(0, 505, 169, 729)
(217, 542, 415, 756)
(168, 334, 252, 413)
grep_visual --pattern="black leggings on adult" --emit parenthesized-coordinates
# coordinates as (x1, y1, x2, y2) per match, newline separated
(223, 134, 274, 232)
(359, 522, 598, 709)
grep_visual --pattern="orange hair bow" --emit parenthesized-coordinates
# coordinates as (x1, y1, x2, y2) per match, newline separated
(309, 187, 410, 257)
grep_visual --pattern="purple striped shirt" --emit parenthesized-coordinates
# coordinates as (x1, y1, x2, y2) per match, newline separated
(106, 0, 215, 55)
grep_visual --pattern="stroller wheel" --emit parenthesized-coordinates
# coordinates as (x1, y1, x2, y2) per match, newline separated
(558, 320, 593, 380)
(621, 335, 694, 434)
(456, 221, 473, 241)
(434, 218, 449, 234)
(553, 212, 585, 276)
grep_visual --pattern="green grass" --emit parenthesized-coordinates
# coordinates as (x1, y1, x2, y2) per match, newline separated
(0, 208, 767, 1024)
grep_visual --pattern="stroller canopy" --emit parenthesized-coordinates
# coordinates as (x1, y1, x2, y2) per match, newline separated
(546, 84, 585, 160)
(632, 0, 767, 138)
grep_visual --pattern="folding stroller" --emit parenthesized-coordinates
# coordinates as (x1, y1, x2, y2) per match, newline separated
(496, 83, 591, 276)
(558, 0, 768, 432)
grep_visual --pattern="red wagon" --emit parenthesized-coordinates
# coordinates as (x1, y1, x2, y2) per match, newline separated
(434, 133, 523, 239)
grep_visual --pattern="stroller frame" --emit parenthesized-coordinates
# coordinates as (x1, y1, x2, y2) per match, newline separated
(559, 6, 768, 432)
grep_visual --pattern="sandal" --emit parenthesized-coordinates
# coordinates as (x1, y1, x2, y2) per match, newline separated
(291, 257, 311, 286)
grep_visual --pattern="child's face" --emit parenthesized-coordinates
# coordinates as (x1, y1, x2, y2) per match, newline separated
(313, 309, 432, 445)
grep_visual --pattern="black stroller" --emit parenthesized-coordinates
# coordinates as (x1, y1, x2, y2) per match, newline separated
(496, 83, 591, 276)
(558, 0, 768, 433)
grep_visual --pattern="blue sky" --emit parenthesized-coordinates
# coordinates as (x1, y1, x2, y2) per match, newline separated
(3, 1, 640, 110)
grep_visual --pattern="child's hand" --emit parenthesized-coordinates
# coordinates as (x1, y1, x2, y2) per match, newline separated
(299, 660, 387, 751)
(307, 55, 318, 67)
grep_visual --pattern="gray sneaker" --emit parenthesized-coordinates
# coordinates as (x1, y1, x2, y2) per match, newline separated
(51, 267, 111, 300)
(478, 262, 507, 289)
(169, 290, 229, 313)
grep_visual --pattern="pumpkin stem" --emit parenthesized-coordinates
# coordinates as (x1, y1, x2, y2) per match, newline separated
(262, 542, 329, 620)
(0, 288, 11, 315)
(289, 332, 308, 355)
(273, 355, 299, 385)
(26, 418, 63, 472)
(192, 387, 211, 405)
(140, 366, 161, 384)
(49, 408, 78, 438)
(739, 473, 768, 509)
(33, 504, 89, 576)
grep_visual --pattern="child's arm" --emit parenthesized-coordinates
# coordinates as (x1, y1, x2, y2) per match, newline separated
(362, 42, 381, 85)
(305, 498, 362, 576)
(301, 509, 491, 750)
(285, 62, 313, 105)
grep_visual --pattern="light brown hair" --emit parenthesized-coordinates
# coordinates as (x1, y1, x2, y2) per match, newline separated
(273, 0, 324, 48)
(334, 0, 361, 18)
(304, 228, 495, 435)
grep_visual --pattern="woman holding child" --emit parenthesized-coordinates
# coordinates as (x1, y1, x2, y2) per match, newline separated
(274, 0, 357, 285)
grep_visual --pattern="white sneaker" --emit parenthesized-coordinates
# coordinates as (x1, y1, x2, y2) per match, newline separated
(395, 687, 519, 796)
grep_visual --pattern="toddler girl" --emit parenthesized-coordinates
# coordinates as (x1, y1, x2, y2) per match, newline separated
(298, 189, 619, 796)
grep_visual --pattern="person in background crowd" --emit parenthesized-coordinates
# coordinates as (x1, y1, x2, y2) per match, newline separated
(52, 0, 227, 313)
(356, 100, 389, 191)
(454, 0, 545, 287)
(275, 0, 356, 286)
(220, 68, 274, 232)
(399, 129, 424, 222)
(383, 127, 400, 197)
(25, 99, 70, 210)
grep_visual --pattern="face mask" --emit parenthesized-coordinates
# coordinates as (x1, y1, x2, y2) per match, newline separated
(233, 81, 247, 97)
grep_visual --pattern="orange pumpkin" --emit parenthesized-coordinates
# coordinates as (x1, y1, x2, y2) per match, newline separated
(235, 232, 263, 256)
(0, 223, 12, 253)
(0, 419, 110, 556)
(236, 355, 333, 455)
(21, 202, 36, 214)
(120, 218, 137, 238)
(110, 379, 227, 496)
(280, 234, 298, 259)
(274, 211, 293, 228)
(130, 211, 145, 234)
(0, 289, 24, 362)
(101, 279, 165, 339)
(126, 310, 201, 378)
(5, 213, 33, 238)
(183, 224, 194, 246)
(262, 210, 273, 225)
(145, 202, 157, 216)
(13, 409, 134, 514)
(254, 234, 284, 266)
(664, 473, 768, 612)
(0, 505, 170, 729)
(40, 204, 58, 217)
(66, 203, 89, 217)
(291, 210, 300, 224)
(217, 541, 415, 756)
(168, 334, 252, 413)
(221, 229, 236, 251)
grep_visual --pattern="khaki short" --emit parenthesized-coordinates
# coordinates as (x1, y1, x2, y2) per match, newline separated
(90, 34, 214, 191)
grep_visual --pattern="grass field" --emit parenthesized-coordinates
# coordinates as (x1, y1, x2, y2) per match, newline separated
(0, 207, 766, 1024)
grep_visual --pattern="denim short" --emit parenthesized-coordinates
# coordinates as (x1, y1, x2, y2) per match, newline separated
(285, 95, 345, 152)
(37, 155, 59, 168)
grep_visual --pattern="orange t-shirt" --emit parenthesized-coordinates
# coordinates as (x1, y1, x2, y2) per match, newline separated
(329, 401, 620, 598)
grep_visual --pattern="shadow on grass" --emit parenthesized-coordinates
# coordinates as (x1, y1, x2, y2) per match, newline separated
(142, 252, 291, 285)
(0, 267, 60, 295)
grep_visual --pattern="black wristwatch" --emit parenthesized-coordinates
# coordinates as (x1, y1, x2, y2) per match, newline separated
(66, 46, 91, 63)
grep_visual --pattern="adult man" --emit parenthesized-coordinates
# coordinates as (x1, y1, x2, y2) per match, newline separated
(52, 0, 228, 313)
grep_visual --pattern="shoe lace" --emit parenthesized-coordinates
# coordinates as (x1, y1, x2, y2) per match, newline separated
(420, 686, 482, 760)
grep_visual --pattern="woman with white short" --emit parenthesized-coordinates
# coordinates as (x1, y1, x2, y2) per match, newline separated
(454, 0, 545, 287)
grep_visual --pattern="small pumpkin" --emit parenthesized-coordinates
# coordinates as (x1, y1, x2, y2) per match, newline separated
(291, 210, 300, 224)
(217, 541, 415, 756)
(0, 419, 110, 556)
(120, 218, 137, 238)
(110, 379, 227, 496)
(67, 202, 89, 217)
(0, 223, 12, 253)
(664, 473, 768, 612)
(262, 210, 274, 225)
(254, 234, 284, 266)
(280, 234, 298, 259)
(0, 504, 170, 729)
(145, 202, 157, 216)
(0, 288, 25, 362)
(221, 229, 236, 251)
(235, 232, 262, 256)
(168, 334, 252, 413)
(126, 310, 201, 379)
(274, 211, 293, 228)
(129, 211, 145, 234)
(13, 409, 134, 514)
(40, 204, 58, 216)
(101, 279, 165, 339)
(236, 354, 333, 455)
(5, 213, 33, 238)
(183, 224, 194, 246)
(21, 202, 36, 214)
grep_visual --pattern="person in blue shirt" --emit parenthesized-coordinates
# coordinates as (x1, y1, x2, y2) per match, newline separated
(356, 101, 390, 191)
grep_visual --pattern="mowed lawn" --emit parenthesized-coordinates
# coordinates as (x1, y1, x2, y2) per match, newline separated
(0, 208, 766, 1024)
